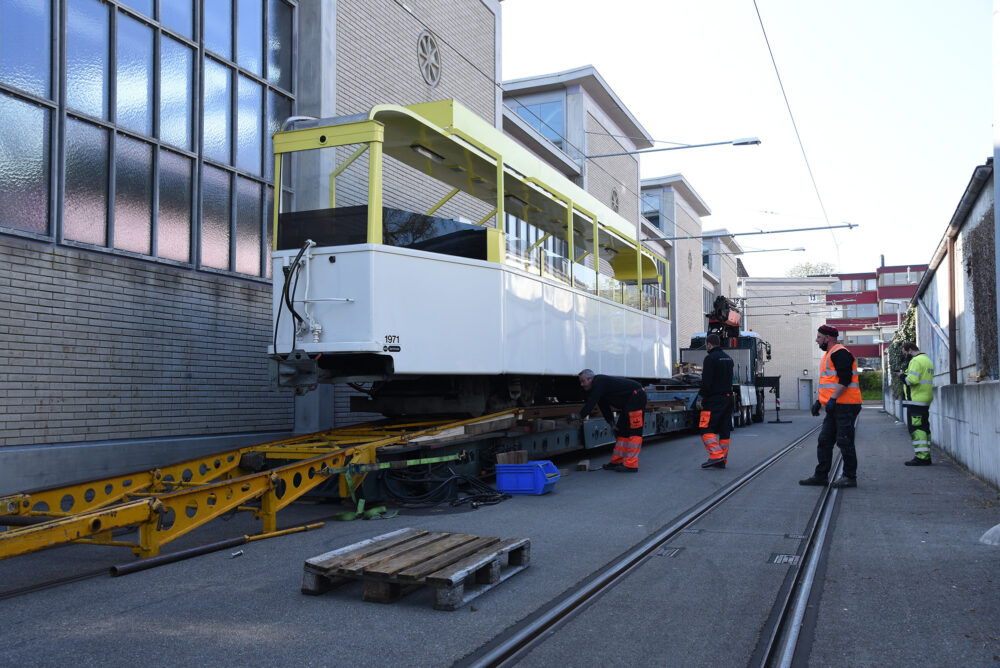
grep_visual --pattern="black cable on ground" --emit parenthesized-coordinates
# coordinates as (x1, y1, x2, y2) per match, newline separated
(378, 464, 510, 510)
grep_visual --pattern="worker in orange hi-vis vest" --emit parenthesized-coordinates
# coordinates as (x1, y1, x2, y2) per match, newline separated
(698, 333, 734, 469)
(800, 324, 863, 489)
(576, 370, 647, 473)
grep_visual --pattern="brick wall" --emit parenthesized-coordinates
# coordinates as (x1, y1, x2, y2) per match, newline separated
(0, 235, 293, 447)
(333, 0, 498, 226)
(584, 113, 639, 227)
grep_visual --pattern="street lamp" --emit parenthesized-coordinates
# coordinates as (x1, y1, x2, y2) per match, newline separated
(585, 137, 761, 159)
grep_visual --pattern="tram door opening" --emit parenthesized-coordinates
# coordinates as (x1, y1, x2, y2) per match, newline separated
(797, 378, 813, 410)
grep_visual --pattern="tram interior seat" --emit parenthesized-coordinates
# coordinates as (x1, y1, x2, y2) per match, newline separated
(277, 205, 487, 260)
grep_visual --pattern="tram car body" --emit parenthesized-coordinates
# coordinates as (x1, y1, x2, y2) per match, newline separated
(268, 100, 671, 415)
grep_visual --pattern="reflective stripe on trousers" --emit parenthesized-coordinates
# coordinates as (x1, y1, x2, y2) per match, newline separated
(610, 436, 642, 469)
(702, 433, 728, 461)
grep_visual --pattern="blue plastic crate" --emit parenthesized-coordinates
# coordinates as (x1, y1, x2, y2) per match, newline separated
(495, 461, 560, 495)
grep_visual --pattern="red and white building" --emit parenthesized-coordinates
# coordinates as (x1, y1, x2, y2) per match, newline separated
(824, 263, 928, 369)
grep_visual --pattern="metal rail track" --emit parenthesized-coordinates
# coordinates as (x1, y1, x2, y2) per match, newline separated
(458, 424, 838, 668)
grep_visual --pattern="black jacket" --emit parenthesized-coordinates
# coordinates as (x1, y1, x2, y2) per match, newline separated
(701, 347, 734, 398)
(578, 375, 644, 425)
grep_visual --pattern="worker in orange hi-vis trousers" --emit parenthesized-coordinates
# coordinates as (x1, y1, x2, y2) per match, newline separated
(576, 369, 647, 473)
(698, 334, 734, 469)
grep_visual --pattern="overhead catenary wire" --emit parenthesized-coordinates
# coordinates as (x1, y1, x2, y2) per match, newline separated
(396, 4, 834, 256)
(753, 0, 839, 265)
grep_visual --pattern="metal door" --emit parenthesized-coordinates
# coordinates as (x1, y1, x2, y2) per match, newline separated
(797, 378, 813, 410)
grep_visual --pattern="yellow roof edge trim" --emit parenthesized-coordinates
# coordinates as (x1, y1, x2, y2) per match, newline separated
(400, 99, 640, 243)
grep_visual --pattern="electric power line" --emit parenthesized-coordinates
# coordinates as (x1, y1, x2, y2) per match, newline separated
(752, 0, 839, 264)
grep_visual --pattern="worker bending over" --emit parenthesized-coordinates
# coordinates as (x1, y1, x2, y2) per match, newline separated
(577, 370, 647, 473)
(699, 334, 734, 469)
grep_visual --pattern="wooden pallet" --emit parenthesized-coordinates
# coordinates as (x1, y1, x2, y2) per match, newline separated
(301, 527, 530, 610)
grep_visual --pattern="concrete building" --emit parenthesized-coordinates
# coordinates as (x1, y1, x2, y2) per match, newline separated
(909, 159, 998, 488)
(739, 275, 837, 409)
(0, 0, 502, 491)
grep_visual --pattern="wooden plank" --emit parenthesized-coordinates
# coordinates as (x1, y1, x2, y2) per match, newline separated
(464, 414, 517, 436)
(365, 533, 480, 578)
(336, 532, 451, 577)
(396, 535, 500, 581)
(304, 527, 426, 572)
(426, 537, 530, 586)
(408, 426, 466, 443)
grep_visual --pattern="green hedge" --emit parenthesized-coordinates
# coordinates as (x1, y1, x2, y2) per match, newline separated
(859, 370, 881, 392)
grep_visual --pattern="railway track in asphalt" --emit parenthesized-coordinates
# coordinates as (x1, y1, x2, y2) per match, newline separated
(458, 423, 849, 668)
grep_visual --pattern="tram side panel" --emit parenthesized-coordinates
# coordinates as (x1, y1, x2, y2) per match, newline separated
(271, 244, 673, 386)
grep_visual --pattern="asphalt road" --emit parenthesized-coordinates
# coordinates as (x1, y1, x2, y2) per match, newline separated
(3, 408, 998, 666)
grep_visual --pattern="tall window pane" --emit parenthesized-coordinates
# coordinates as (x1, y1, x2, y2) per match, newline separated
(237, 75, 262, 174)
(201, 165, 231, 269)
(0, 0, 50, 98)
(114, 134, 153, 254)
(265, 90, 291, 181)
(64, 118, 108, 245)
(267, 0, 292, 91)
(161, 1, 193, 39)
(160, 36, 193, 149)
(203, 59, 232, 164)
(205, 0, 233, 60)
(158, 150, 192, 262)
(236, 177, 261, 275)
(0, 93, 49, 234)
(238, 0, 263, 76)
(66, 0, 109, 119)
(116, 13, 153, 136)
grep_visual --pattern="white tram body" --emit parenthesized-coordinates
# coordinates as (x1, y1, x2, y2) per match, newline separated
(271, 243, 670, 376)
(268, 100, 672, 414)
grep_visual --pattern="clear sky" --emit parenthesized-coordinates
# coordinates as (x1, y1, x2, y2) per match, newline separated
(500, 0, 993, 277)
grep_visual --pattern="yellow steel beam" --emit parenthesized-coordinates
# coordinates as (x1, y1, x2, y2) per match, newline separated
(0, 499, 155, 560)
(0, 410, 520, 561)
(272, 121, 383, 155)
(0, 449, 245, 519)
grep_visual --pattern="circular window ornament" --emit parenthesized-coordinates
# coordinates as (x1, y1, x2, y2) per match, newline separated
(417, 31, 441, 87)
(610, 189, 620, 212)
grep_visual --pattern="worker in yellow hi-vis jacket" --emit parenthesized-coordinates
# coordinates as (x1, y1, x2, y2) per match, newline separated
(898, 341, 934, 466)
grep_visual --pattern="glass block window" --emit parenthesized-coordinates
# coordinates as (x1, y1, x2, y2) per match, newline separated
(0, 0, 297, 280)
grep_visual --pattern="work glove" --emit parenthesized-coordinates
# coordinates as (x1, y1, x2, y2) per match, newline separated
(810, 400, 821, 417)
(825, 397, 837, 413)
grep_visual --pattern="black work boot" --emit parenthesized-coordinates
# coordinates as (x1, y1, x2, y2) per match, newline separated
(701, 459, 726, 469)
(831, 476, 857, 488)
(615, 464, 638, 473)
(904, 457, 932, 466)
(798, 475, 827, 486)
(602, 461, 621, 470)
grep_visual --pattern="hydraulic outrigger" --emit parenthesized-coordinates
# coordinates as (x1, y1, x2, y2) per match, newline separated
(0, 411, 519, 561)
